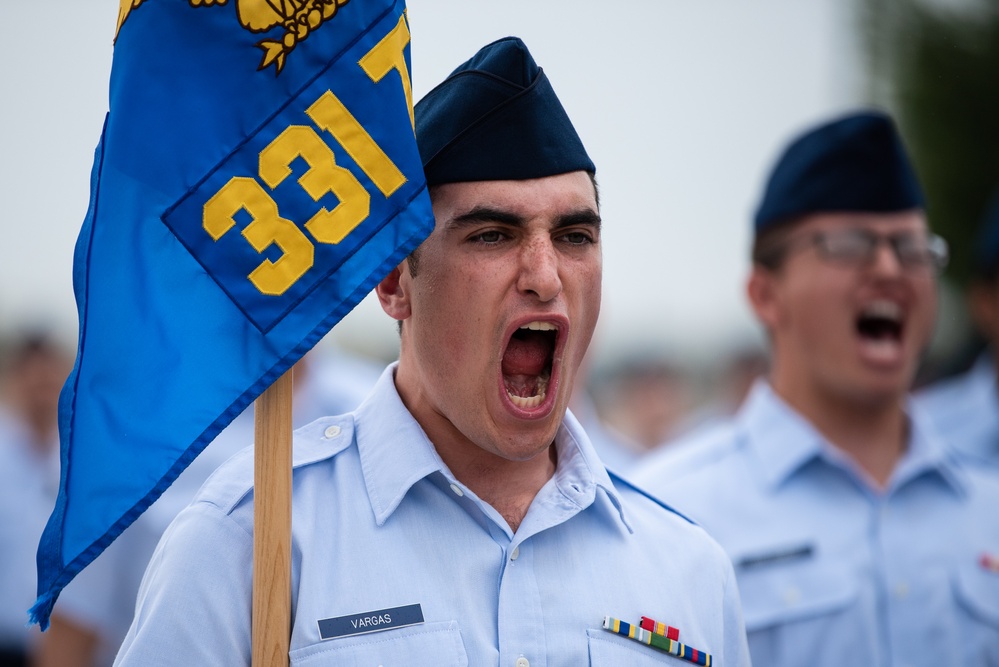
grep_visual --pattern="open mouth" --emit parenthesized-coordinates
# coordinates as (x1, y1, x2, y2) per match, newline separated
(501, 321, 558, 409)
(855, 301, 904, 344)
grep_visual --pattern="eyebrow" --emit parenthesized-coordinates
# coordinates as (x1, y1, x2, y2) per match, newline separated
(447, 205, 602, 231)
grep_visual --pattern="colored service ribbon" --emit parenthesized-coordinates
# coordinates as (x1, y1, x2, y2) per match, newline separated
(602, 616, 711, 666)
(980, 553, 999, 573)
(640, 615, 680, 641)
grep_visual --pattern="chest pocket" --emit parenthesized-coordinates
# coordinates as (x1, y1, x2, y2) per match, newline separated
(738, 558, 856, 631)
(735, 554, 871, 665)
(587, 629, 681, 665)
(289, 620, 467, 666)
(954, 562, 999, 665)
(955, 563, 999, 628)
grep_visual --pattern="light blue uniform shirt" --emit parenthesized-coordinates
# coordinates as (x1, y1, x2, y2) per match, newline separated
(914, 353, 998, 468)
(114, 365, 750, 666)
(633, 381, 999, 667)
(56, 349, 381, 665)
(0, 409, 54, 653)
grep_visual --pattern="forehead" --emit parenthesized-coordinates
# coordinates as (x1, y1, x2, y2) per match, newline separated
(795, 209, 929, 234)
(429, 171, 598, 225)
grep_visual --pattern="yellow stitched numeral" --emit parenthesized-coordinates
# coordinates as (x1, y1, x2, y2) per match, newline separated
(203, 15, 415, 297)
(260, 125, 370, 245)
(307, 91, 407, 198)
(358, 14, 415, 129)
(203, 177, 314, 296)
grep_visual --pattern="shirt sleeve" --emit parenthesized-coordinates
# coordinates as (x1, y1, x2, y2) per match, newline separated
(113, 502, 254, 666)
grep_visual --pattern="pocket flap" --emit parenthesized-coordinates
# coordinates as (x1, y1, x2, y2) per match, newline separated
(954, 561, 999, 627)
(290, 620, 467, 666)
(738, 558, 856, 631)
(587, 629, 677, 665)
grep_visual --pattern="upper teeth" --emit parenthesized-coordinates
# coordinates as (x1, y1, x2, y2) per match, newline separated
(521, 321, 556, 331)
(862, 301, 902, 321)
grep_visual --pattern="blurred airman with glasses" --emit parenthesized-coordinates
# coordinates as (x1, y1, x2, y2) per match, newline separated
(636, 111, 999, 667)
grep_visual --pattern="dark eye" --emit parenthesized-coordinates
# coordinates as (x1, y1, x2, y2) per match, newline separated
(560, 230, 595, 245)
(470, 230, 506, 244)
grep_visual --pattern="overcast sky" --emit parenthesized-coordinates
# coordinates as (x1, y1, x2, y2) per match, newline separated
(1, 0, 865, 365)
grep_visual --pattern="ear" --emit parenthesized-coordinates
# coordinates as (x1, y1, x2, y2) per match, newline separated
(376, 262, 412, 322)
(747, 265, 781, 331)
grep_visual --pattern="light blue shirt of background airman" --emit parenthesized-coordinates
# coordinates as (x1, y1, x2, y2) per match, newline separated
(634, 381, 999, 667)
(915, 353, 999, 469)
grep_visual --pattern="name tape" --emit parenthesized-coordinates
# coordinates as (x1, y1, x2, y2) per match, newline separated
(318, 603, 424, 640)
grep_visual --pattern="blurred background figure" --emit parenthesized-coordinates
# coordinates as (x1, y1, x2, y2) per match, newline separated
(581, 343, 769, 476)
(32, 338, 385, 667)
(673, 342, 771, 440)
(0, 332, 71, 667)
(915, 190, 999, 469)
(636, 111, 999, 666)
(588, 354, 696, 468)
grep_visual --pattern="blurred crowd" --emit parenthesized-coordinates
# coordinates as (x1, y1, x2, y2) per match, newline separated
(0, 335, 389, 666)
(3, 112, 998, 665)
(0, 320, 758, 664)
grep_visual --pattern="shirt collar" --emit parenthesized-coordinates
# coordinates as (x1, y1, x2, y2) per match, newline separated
(901, 405, 969, 496)
(354, 363, 630, 531)
(354, 364, 450, 526)
(736, 381, 826, 490)
(738, 380, 967, 496)
(551, 408, 632, 533)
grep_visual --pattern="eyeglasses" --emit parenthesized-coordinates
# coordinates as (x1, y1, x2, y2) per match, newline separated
(777, 228, 949, 271)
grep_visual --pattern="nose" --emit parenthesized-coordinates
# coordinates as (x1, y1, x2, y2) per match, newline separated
(517, 235, 562, 302)
(869, 237, 904, 277)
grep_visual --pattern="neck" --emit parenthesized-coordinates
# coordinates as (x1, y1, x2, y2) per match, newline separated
(771, 380, 908, 490)
(392, 363, 558, 533)
(437, 441, 558, 533)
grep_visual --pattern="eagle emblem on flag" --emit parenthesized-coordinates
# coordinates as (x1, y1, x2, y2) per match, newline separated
(117, 0, 350, 73)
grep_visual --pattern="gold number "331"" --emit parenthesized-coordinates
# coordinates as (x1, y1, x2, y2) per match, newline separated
(202, 15, 414, 297)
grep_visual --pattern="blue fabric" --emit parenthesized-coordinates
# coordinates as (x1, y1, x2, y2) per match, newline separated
(415, 37, 595, 186)
(32, 0, 433, 628)
(915, 353, 999, 468)
(754, 110, 924, 233)
(634, 382, 999, 667)
(112, 366, 751, 666)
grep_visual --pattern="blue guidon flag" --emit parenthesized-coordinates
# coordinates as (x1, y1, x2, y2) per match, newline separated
(31, 0, 433, 627)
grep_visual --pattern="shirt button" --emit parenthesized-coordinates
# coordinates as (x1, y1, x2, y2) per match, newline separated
(449, 483, 464, 497)
(783, 587, 801, 606)
(515, 657, 529, 667)
(510, 546, 520, 561)
(323, 425, 341, 438)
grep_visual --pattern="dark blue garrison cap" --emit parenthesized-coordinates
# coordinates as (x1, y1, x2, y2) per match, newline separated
(974, 190, 999, 277)
(415, 37, 595, 187)
(754, 111, 925, 234)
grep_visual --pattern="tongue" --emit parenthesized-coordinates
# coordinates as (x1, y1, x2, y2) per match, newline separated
(502, 333, 549, 376)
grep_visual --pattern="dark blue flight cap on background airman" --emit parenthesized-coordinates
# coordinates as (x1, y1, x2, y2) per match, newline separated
(414, 36, 595, 187)
(974, 190, 999, 277)
(753, 110, 925, 234)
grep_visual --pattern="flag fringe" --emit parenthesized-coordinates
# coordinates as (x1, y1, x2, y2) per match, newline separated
(28, 591, 57, 631)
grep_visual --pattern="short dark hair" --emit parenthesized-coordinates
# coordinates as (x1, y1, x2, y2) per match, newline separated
(750, 219, 797, 270)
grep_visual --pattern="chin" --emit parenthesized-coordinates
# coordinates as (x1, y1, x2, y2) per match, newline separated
(496, 420, 562, 460)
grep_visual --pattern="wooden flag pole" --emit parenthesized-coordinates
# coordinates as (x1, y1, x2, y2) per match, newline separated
(252, 367, 294, 666)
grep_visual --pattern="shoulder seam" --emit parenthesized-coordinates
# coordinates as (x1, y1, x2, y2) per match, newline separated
(609, 470, 697, 525)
